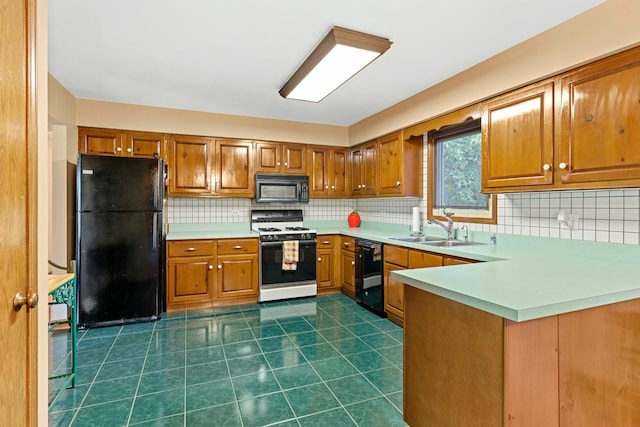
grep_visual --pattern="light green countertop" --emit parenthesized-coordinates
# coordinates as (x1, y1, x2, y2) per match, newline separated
(166, 220, 640, 321)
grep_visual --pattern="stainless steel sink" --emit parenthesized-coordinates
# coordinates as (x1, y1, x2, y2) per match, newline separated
(420, 240, 484, 247)
(389, 236, 445, 243)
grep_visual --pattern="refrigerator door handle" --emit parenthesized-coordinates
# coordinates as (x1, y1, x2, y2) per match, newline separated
(153, 160, 162, 211)
(152, 213, 158, 252)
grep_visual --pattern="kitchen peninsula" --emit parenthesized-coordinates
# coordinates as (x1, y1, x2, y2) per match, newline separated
(392, 244, 640, 426)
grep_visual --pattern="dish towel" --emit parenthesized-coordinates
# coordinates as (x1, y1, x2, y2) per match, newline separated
(373, 243, 382, 262)
(282, 240, 299, 271)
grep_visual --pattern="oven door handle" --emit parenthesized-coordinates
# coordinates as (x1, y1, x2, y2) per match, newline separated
(261, 240, 316, 247)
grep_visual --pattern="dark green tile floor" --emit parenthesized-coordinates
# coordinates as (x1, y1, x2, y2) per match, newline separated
(49, 293, 407, 427)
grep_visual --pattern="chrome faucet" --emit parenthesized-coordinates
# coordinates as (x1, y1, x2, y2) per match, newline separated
(428, 208, 455, 240)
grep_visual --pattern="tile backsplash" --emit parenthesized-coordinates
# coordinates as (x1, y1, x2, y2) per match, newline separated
(168, 189, 640, 245)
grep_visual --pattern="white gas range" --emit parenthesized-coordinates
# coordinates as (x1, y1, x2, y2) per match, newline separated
(250, 209, 317, 302)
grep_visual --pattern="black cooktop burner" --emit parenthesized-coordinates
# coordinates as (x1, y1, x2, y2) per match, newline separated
(285, 226, 309, 231)
(258, 227, 282, 232)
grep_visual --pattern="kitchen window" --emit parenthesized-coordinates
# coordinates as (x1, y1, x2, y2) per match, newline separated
(427, 117, 496, 224)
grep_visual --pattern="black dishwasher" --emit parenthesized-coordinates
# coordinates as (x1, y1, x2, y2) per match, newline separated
(355, 239, 386, 317)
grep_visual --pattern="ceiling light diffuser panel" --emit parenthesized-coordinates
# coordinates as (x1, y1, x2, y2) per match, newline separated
(280, 26, 392, 102)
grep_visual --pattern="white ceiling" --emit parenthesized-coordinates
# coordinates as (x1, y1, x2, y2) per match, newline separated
(48, 0, 603, 127)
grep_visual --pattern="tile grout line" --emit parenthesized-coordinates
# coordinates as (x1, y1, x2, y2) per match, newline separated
(122, 323, 159, 426)
(67, 325, 124, 425)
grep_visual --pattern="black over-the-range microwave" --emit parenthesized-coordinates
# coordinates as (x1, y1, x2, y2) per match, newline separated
(255, 174, 310, 203)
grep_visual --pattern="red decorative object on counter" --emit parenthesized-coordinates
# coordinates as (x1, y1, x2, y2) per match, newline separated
(348, 210, 361, 228)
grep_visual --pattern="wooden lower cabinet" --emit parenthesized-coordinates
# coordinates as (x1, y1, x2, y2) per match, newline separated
(166, 238, 258, 310)
(404, 287, 640, 427)
(166, 240, 215, 306)
(340, 236, 357, 298)
(316, 235, 340, 293)
(383, 244, 447, 326)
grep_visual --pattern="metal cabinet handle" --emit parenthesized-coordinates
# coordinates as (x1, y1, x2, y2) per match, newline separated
(351, 261, 355, 265)
(559, 162, 568, 170)
(343, 242, 350, 246)
(325, 185, 329, 189)
(13, 292, 39, 311)
(331, 185, 335, 189)
(284, 162, 288, 166)
(116, 147, 122, 152)
(317, 257, 322, 262)
(232, 245, 243, 250)
(277, 162, 280, 166)
(217, 265, 222, 269)
(186, 247, 196, 252)
(396, 180, 401, 186)
(208, 265, 213, 270)
(322, 241, 331, 244)
(543, 164, 551, 171)
(126, 148, 132, 153)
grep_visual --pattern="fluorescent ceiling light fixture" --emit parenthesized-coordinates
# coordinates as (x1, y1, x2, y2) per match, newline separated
(280, 26, 392, 102)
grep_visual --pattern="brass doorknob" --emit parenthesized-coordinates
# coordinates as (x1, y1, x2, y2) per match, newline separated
(13, 292, 39, 311)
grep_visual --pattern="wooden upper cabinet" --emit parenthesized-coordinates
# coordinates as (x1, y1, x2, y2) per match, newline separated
(79, 127, 166, 159)
(309, 146, 349, 198)
(309, 146, 329, 197)
(124, 131, 165, 159)
(350, 140, 378, 197)
(362, 141, 378, 195)
(169, 135, 212, 195)
(481, 46, 640, 193)
(79, 127, 121, 156)
(283, 143, 306, 174)
(214, 139, 254, 196)
(349, 146, 364, 195)
(558, 46, 640, 186)
(378, 132, 403, 194)
(254, 141, 306, 174)
(378, 131, 423, 197)
(329, 148, 349, 197)
(481, 80, 555, 192)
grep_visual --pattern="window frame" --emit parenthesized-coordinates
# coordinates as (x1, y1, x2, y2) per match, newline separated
(427, 117, 497, 225)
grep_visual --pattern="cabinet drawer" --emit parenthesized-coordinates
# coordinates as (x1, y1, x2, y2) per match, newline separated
(443, 256, 476, 266)
(217, 238, 258, 255)
(409, 250, 444, 268)
(385, 245, 409, 267)
(168, 240, 215, 257)
(317, 235, 337, 249)
(341, 236, 356, 252)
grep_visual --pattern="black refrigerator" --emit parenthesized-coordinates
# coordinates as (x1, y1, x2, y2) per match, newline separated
(76, 154, 164, 328)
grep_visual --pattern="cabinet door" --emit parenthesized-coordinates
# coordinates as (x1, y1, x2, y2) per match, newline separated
(317, 249, 335, 289)
(362, 141, 378, 195)
(254, 141, 281, 173)
(378, 132, 403, 195)
(309, 146, 329, 197)
(283, 144, 307, 174)
(350, 147, 363, 195)
(329, 148, 349, 197)
(384, 262, 405, 320)
(79, 127, 122, 156)
(214, 139, 254, 196)
(167, 256, 214, 304)
(340, 250, 356, 297)
(124, 131, 165, 159)
(482, 80, 555, 190)
(216, 254, 258, 299)
(169, 135, 212, 195)
(559, 48, 640, 185)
